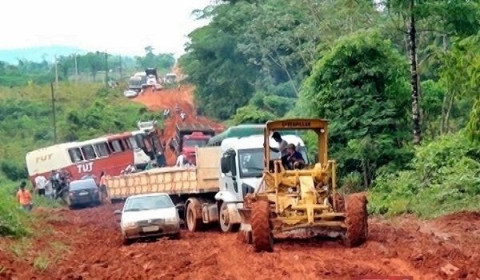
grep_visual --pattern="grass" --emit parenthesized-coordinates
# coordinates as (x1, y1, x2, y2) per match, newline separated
(9, 238, 31, 258)
(33, 253, 50, 272)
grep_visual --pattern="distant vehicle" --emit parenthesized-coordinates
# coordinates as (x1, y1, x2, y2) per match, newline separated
(114, 193, 181, 244)
(164, 73, 177, 84)
(26, 121, 165, 185)
(67, 178, 101, 208)
(123, 89, 138, 98)
(128, 76, 145, 92)
(146, 75, 157, 86)
(169, 124, 215, 165)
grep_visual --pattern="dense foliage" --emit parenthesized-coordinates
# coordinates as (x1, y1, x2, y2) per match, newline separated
(370, 132, 480, 218)
(299, 31, 411, 187)
(0, 83, 163, 181)
(180, 0, 480, 216)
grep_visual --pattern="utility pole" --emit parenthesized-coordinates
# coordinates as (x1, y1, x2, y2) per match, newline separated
(74, 53, 79, 84)
(119, 56, 123, 79)
(50, 82, 57, 144)
(54, 56, 59, 88)
(104, 51, 108, 85)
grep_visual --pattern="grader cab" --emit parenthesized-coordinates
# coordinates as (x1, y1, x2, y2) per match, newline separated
(239, 119, 368, 252)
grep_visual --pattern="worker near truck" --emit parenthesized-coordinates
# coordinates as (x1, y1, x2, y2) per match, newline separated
(34, 175, 48, 196)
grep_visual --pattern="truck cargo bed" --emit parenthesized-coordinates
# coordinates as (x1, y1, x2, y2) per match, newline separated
(105, 147, 221, 199)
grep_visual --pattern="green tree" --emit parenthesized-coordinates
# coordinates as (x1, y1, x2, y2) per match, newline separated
(300, 31, 411, 187)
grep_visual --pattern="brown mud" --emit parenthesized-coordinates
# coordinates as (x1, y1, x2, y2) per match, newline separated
(1, 204, 479, 279)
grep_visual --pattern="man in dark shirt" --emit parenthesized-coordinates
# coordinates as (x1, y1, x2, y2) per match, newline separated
(285, 144, 305, 170)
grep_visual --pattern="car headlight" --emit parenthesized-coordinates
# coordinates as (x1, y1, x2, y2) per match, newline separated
(164, 217, 178, 224)
(123, 221, 137, 228)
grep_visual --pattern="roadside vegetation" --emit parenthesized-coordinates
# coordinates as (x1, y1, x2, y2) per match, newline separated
(180, 0, 480, 217)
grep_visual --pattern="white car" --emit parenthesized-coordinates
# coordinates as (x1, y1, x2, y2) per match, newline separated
(114, 193, 181, 245)
(123, 89, 138, 98)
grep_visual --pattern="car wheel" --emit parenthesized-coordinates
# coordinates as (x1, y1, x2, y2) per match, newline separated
(123, 236, 134, 246)
(170, 232, 181, 240)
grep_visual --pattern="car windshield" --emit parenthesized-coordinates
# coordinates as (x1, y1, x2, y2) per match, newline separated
(184, 139, 208, 147)
(70, 179, 97, 191)
(124, 195, 173, 212)
(238, 147, 308, 178)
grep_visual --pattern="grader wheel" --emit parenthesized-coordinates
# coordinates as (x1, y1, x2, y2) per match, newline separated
(344, 193, 368, 247)
(250, 200, 273, 252)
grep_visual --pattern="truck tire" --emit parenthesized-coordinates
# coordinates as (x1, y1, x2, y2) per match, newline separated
(344, 193, 368, 247)
(219, 202, 240, 233)
(251, 200, 273, 252)
(186, 199, 203, 232)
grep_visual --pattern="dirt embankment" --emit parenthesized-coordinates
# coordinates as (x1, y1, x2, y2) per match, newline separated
(1, 205, 479, 280)
(132, 86, 224, 166)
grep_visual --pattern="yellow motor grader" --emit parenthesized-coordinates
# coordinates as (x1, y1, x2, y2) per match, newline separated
(238, 118, 368, 252)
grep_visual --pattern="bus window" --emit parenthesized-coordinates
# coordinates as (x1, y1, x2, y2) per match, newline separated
(123, 138, 132, 150)
(81, 145, 97, 160)
(135, 134, 146, 149)
(109, 140, 124, 153)
(68, 148, 84, 163)
(128, 136, 138, 149)
(94, 142, 110, 157)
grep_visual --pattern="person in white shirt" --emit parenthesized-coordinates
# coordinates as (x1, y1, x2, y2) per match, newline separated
(34, 175, 48, 196)
(176, 154, 186, 167)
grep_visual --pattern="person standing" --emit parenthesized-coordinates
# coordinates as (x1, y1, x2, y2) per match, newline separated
(176, 154, 186, 167)
(17, 181, 33, 211)
(98, 171, 110, 204)
(34, 175, 48, 196)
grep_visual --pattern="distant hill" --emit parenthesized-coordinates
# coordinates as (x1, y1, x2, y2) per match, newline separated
(0, 46, 85, 64)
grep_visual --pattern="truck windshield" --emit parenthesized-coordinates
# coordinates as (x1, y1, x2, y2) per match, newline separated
(238, 147, 308, 178)
(184, 139, 208, 147)
(124, 195, 173, 212)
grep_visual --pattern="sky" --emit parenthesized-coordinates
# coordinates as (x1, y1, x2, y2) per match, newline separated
(0, 0, 213, 58)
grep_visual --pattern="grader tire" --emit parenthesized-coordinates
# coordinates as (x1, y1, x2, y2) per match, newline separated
(251, 200, 273, 252)
(344, 193, 368, 247)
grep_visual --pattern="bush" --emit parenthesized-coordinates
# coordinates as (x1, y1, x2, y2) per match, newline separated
(370, 132, 480, 218)
(0, 179, 30, 237)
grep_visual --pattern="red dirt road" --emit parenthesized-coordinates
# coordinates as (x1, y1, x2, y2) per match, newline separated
(1, 204, 479, 280)
(132, 86, 224, 166)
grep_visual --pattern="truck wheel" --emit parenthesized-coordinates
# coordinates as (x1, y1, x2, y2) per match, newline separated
(344, 193, 368, 247)
(251, 200, 273, 252)
(219, 202, 240, 233)
(186, 199, 203, 232)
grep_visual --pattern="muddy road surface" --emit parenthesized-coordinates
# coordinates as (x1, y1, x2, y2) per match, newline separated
(1, 204, 479, 280)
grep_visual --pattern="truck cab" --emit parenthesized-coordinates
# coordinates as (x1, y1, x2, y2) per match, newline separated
(214, 134, 307, 232)
(182, 132, 211, 164)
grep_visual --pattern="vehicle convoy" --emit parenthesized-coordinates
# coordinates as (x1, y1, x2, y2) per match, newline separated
(168, 124, 216, 165)
(237, 119, 368, 252)
(114, 193, 181, 244)
(25, 121, 164, 186)
(104, 123, 307, 233)
(67, 178, 102, 209)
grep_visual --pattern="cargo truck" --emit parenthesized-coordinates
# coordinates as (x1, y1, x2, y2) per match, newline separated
(105, 132, 308, 233)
